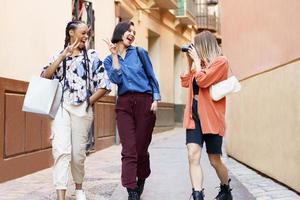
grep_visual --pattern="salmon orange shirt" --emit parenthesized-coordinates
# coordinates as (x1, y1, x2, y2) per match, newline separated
(180, 56, 229, 136)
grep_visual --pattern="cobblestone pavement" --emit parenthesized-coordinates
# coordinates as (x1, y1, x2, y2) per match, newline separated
(0, 128, 298, 199)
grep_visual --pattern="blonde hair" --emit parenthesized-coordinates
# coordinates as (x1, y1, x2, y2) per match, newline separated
(194, 31, 220, 67)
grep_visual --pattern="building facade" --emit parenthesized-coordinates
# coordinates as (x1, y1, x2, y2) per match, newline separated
(0, 0, 197, 182)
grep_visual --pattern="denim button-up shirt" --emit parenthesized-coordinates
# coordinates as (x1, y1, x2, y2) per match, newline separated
(104, 46, 161, 101)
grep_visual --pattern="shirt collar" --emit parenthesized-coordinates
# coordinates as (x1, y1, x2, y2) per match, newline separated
(126, 45, 136, 51)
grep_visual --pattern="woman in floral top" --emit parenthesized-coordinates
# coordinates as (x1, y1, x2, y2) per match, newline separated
(42, 20, 111, 200)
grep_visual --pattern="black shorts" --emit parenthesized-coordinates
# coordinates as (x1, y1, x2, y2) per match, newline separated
(186, 99, 223, 154)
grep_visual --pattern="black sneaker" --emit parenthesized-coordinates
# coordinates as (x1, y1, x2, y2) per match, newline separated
(127, 188, 140, 200)
(215, 179, 233, 200)
(137, 178, 145, 197)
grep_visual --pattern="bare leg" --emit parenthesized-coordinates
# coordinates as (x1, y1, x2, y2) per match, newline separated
(208, 154, 229, 184)
(56, 189, 66, 200)
(187, 143, 204, 191)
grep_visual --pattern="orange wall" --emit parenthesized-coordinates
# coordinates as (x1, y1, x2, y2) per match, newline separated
(220, 0, 300, 79)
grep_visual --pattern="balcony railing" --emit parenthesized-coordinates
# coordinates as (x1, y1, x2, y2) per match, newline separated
(196, 14, 218, 32)
(176, 0, 197, 25)
(195, 0, 219, 33)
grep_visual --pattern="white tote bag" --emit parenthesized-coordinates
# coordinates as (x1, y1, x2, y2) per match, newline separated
(22, 76, 63, 118)
(209, 76, 241, 101)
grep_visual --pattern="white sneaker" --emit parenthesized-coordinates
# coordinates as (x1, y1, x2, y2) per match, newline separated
(76, 190, 87, 200)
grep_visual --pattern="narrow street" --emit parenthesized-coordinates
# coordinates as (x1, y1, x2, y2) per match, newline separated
(0, 128, 259, 200)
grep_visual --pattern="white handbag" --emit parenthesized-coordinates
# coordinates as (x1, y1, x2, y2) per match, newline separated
(209, 76, 241, 101)
(22, 76, 63, 118)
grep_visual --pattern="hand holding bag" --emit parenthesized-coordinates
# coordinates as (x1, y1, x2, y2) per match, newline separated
(22, 76, 63, 118)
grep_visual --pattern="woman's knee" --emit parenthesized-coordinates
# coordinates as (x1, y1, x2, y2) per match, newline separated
(208, 155, 222, 168)
(187, 146, 201, 164)
(52, 144, 72, 161)
(71, 153, 86, 167)
(71, 149, 86, 165)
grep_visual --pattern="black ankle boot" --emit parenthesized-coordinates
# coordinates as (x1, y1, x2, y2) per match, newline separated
(127, 188, 140, 200)
(191, 188, 205, 200)
(215, 179, 233, 200)
(137, 178, 145, 197)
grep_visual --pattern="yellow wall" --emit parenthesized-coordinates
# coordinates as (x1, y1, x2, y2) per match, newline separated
(0, 0, 116, 83)
(225, 61, 300, 192)
(90, 0, 116, 60)
(174, 47, 187, 105)
(0, 0, 70, 81)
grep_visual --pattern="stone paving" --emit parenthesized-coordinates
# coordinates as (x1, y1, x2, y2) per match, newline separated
(0, 128, 298, 199)
(223, 157, 300, 200)
(0, 145, 121, 200)
(110, 128, 254, 200)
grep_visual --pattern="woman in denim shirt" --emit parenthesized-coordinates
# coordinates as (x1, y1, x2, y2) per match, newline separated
(104, 21, 160, 200)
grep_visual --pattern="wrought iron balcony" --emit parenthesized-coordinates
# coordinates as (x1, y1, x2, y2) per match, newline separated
(195, 0, 219, 33)
(196, 14, 218, 32)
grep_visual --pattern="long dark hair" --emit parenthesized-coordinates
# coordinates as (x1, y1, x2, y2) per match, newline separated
(61, 20, 91, 108)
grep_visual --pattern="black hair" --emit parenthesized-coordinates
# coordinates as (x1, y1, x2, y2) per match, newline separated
(61, 20, 91, 110)
(111, 21, 135, 43)
(64, 20, 84, 49)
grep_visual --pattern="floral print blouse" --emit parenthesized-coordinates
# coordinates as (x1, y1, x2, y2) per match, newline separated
(42, 49, 111, 105)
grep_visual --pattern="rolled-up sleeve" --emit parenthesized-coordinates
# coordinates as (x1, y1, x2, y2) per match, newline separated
(92, 56, 111, 95)
(103, 56, 123, 84)
(41, 54, 63, 79)
(194, 57, 228, 88)
(180, 73, 192, 88)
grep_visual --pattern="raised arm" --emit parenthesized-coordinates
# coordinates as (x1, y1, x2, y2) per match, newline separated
(194, 57, 228, 88)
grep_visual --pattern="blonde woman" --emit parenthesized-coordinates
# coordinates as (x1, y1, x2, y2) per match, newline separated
(181, 31, 232, 200)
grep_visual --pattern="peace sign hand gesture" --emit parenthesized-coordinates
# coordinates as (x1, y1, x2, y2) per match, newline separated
(61, 38, 80, 58)
(103, 38, 118, 55)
